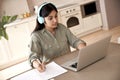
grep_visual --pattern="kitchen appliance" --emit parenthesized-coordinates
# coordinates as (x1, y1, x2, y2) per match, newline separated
(81, 1, 98, 18)
(58, 4, 83, 36)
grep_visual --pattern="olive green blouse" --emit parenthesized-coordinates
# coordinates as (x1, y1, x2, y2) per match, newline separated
(28, 23, 85, 67)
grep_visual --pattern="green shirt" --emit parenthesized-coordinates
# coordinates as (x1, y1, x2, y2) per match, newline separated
(28, 23, 85, 66)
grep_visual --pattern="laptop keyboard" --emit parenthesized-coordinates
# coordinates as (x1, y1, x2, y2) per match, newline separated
(71, 62, 77, 68)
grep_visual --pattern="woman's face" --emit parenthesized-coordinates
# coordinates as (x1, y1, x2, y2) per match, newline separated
(44, 10, 58, 30)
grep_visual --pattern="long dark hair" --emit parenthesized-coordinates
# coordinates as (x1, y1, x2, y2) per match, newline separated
(33, 3, 58, 33)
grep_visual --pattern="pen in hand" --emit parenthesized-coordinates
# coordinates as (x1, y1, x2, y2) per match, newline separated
(33, 59, 46, 72)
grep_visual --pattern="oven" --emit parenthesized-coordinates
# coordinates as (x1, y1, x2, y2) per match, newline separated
(58, 5, 83, 36)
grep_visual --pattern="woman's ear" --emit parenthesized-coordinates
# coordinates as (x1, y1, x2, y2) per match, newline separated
(44, 19, 46, 24)
(44, 17, 47, 24)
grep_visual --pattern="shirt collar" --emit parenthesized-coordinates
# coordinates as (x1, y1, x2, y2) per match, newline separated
(41, 28, 46, 33)
(41, 26, 58, 34)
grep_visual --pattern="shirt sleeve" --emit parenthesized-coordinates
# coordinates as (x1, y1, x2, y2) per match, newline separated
(28, 33, 42, 67)
(60, 24, 86, 48)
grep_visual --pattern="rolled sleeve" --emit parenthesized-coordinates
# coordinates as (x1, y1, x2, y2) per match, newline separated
(64, 26, 85, 48)
(73, 39, 86, 48)
(28, 34, 42, 67)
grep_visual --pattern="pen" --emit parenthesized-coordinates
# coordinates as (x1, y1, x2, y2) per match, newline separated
(36, 59, 42, 64)
(36, 59, 46, 70)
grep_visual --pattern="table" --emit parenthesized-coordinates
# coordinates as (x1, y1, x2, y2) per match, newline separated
(53, 43, 120, 80)
(8, 43, 120, 80)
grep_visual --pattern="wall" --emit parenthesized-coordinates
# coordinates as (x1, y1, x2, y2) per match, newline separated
(105, 0, 120, 29)
(27, 0, 80, 14)
(31, 0, 77, 6)
(1, 0, 120, 29)
(0, 0, 30, 16)
(100, 0, 120, 30)
(0, 0, 3, 19)
(0, 0, 91, 17)
(26, 0, 34, 15)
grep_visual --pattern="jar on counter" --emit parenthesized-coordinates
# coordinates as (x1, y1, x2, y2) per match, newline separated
(23, 12, 31, 18)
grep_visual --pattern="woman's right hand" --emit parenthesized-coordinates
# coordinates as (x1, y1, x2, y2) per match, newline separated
(32, 59, 46, 72)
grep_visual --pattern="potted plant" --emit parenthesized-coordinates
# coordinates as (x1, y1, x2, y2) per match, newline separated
(0, 15, 17, 40)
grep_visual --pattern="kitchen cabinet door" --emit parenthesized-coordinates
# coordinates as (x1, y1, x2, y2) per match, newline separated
(27, 20, 36, 34)
(6, 23, 30, 61)
(0, 38, 10, 65)
(83, 13, 102, 32)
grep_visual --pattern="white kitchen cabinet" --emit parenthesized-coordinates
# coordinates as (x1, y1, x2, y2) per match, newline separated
(0, 38, 10, 65)
(0, 16, 36, 78)
(83, 13, 102, 32)
(27, 20, 36, 34)
(6, 23, 30, 61)
(0, 15, 36, 69)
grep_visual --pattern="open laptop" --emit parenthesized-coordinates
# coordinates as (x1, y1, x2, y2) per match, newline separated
(62, 35, 111, 71)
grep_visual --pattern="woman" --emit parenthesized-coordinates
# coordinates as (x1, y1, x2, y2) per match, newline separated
(28, 2, 86, 72)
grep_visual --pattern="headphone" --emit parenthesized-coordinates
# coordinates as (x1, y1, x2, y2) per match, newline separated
(37, 2, 49, 24)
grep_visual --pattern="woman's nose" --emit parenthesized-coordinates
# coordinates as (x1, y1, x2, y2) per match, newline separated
(53, 18, 57, 22)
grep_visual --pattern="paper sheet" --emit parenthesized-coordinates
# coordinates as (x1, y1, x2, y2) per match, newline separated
(10, 61, 67, 80)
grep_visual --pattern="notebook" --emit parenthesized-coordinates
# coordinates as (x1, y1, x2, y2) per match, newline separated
(62, 35, 111, 71)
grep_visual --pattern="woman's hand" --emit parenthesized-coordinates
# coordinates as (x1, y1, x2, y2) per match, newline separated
(77, 43, 86, 50)
(32, 59, 46, 72)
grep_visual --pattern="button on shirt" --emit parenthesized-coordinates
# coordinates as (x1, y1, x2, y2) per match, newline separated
(28, 23, 85, 66)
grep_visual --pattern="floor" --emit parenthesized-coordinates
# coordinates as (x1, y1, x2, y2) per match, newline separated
(81, 26, 120, 45)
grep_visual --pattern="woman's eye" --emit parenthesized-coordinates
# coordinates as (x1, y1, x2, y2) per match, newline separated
(55, 15, 58, 18)
(49, 17, 52, 20)
(48, 16, 57, 21)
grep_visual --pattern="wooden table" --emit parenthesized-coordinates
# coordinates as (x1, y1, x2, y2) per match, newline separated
(53, 43, 120, 80)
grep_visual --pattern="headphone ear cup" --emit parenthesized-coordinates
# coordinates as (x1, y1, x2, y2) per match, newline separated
(38, 17, 44, 24)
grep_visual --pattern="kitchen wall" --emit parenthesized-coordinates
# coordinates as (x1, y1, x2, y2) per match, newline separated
(100, 0, 120, 30)
(31, 0, 79, 6)
(27, 0, 81, 15)
(105, 0, 120, 29)
(0, 0, 30, 17)
(0, 0, 81, 17)
(0, 0, 2, 18)
(28, 0, 120, 30)
(1, 0, 120, 29)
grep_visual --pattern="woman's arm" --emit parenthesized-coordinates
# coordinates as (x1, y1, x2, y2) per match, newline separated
(62, 24, 86, 49)
(28, 33, 46, 72)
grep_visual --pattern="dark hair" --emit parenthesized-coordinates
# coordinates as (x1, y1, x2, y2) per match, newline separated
(33, 3, 58, 32)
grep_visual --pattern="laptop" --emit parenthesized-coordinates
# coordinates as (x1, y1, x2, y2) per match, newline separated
(62, 35, 111, 71)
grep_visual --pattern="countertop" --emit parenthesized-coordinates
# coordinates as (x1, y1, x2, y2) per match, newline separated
(4, 15, 37, 28)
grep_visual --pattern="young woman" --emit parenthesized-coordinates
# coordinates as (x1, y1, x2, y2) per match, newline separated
(28, 2, 86, 72)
